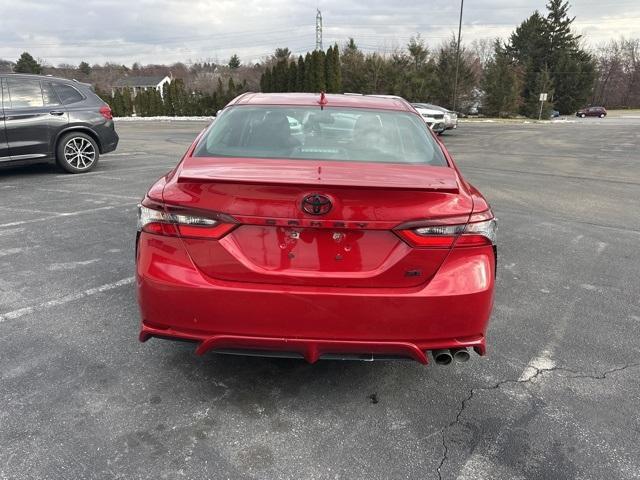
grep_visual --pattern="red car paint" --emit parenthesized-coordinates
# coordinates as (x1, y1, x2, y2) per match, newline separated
(136, 93, 496, 365)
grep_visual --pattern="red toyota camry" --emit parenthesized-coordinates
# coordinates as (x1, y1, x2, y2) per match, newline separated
(136, 93, 496, 366)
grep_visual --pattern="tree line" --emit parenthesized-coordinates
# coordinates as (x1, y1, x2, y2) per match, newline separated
(259, 0, 599, 118)
(260, 45, 342, 93)
(97, 77, 246, 117)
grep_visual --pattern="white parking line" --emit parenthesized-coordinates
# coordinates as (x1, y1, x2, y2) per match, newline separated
(53, 164, 175, 179)
(35, 188, 140, 201)
(454, 299, 577, 479)
(105, 151, 149, 157)
(0, 204, 133, 228)
(0, 247, 27, 257)
(0, 276, 135, 323)
(0, 227, 25, 237)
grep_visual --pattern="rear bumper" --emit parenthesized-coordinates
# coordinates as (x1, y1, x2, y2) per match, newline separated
(95, 123, 119, 153)
(136, 234, 495, 364)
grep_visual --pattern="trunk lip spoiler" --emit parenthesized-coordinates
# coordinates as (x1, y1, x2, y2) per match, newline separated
(175, 157, 461, 192)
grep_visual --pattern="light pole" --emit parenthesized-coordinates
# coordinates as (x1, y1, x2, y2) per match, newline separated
(452, 0, 464, 112)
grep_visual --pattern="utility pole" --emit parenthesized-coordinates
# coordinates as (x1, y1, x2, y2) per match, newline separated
(452, 0, 464, 112)
(316, 9, 323, 51)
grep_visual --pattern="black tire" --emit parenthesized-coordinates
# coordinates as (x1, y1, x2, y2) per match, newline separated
(599, 113, 605, 118)
(56, 132, 100, 173)
(580, 113, 586, 118)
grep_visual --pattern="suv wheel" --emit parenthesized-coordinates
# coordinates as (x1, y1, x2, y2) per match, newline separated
(580, 113, 586, 118)
(599, 113, 605, 118)
(57, 132, 99, 173)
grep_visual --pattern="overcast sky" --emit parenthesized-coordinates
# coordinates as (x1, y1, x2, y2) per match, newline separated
(0, 0, 638, 66)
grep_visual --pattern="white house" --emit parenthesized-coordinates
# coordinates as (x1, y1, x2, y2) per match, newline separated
(112, 75, 171, 98)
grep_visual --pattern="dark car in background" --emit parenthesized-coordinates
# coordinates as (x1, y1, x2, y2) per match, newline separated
(0, 73, 118, 173)
(576, 106, 607, 118)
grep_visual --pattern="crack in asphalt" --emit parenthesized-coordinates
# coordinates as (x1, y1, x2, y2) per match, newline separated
(435, 363, 640, 480)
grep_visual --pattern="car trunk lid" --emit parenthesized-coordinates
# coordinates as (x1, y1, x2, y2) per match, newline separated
(163, 157, 472, 288)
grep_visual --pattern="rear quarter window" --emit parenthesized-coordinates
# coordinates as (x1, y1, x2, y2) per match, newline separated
(53, 83, 84, 105)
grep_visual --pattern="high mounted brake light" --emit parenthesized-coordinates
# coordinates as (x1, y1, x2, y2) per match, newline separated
(396, 211, 497, 248)
(137, 202, 237, 239)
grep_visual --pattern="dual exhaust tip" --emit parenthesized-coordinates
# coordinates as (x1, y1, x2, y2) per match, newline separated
(432, 348, 471, 365)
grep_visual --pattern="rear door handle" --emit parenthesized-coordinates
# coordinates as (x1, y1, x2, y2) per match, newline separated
(50, 110, 65, 116)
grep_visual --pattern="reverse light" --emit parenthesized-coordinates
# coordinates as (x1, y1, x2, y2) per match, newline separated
(397, 212, 497, 248)
(137, 203, 236, 239)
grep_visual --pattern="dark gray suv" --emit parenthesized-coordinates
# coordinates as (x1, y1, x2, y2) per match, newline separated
(0, 73, 118, 173)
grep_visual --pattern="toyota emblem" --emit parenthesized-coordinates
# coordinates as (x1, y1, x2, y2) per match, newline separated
(301, 194, 332, 215)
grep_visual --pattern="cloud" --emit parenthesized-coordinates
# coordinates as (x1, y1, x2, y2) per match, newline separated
(0, 0, 638, 65)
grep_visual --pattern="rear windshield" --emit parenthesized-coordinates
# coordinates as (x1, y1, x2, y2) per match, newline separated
(193, 106, 447, 166)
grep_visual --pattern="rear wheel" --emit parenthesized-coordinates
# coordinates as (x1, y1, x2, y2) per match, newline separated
(56, 132, 99, 173)
(580, 113, 586, 118)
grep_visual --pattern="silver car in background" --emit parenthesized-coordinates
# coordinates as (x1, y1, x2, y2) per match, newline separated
(411, 103, 446, 134)
(412, 103, 458, 133)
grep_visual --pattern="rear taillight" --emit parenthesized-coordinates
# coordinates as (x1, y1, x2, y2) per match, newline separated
(137, 203, 236, 239)
(100, 105, 113, 120)
(397, 211, 497, 248)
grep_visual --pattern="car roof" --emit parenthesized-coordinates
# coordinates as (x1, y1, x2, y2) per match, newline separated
(2, 73, 90, 87)
(229, 92, 416, 113)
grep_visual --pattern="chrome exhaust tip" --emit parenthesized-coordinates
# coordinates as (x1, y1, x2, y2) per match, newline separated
(432, 349, 453, 365)
(452, 348, 470, 363)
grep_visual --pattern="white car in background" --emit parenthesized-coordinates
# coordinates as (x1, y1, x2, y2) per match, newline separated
(411, 103, 447, 134)
(422, 103, 458, 131)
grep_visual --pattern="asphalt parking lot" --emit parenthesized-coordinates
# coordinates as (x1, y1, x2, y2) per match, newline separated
(1, 117, 639, 480)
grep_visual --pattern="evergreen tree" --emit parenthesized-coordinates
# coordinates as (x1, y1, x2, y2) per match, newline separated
(524, 66, 554, 118)
(227, 77, 236, 101)
(122, 88, 133, 116)
(325, 46, 335, 92)
(78, 61, 91, 75)
(544, 0, 595, 113)
(483, 41, 522, 117)
(287, 61, 298, 91)
(331, 44, 342, 92)
(261, 67, 272, 92)
(407, 35, 428, 70)
(14, 52, 42, 74)
(216, 78, 225, 105)
(171, 79, 188, 115)
(312, 50, 326, 91)
(507, 2, 595, 116)
(545, 0, 579, 56)
(112, 90, 124, 117)
(228, 54, 241, 69)
(553, 49, 595, 113)
(296, 56, 306, 92)
(274, 48, 291, 61)
(163, 83, 174, 116)
(341, 38, 366, 93)
(434, 37, 476, 108)
(304, 52, 315, 92)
